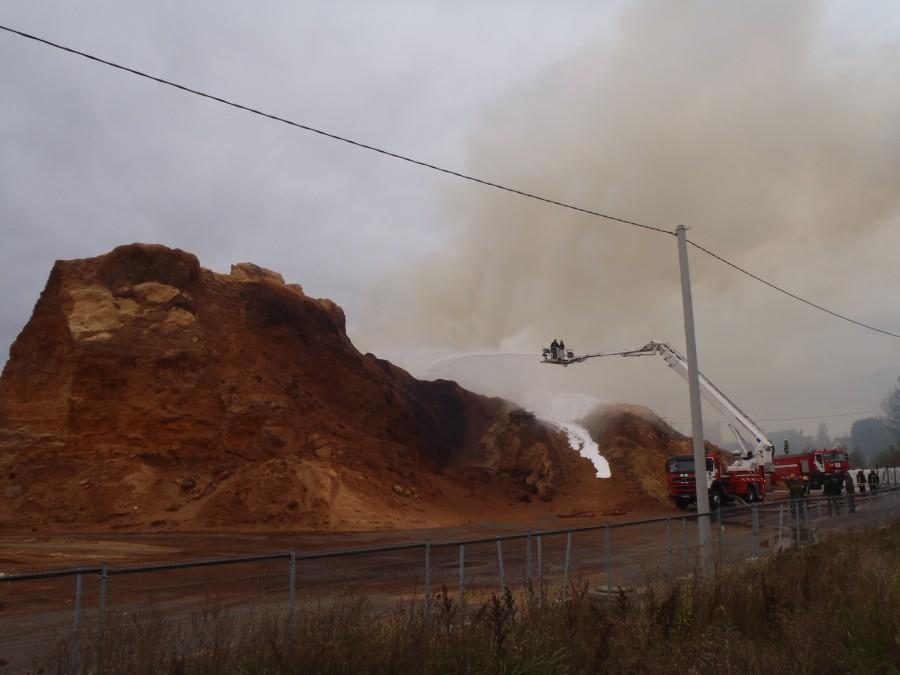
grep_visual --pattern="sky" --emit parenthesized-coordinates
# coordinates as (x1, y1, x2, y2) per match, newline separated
(2, 0, 899, 441)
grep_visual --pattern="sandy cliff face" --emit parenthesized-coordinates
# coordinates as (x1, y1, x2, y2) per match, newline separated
(0, 244, 597, 533)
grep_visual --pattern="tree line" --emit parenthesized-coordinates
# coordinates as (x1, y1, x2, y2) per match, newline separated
(767, 376, 900, 467)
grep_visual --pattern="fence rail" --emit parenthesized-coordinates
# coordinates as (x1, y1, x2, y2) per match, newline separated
(1, 486, 898, 673)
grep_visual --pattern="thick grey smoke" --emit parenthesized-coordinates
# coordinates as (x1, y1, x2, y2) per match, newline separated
(360, 0, 900, 433)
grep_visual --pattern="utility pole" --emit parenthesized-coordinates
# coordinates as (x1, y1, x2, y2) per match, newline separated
(675, 225, 711, 565)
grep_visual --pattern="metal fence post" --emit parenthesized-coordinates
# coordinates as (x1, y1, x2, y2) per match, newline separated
(424, 541, 432, 613)
(526, 533, 532, 588)
(288, 550, 297, 620)
(97, 562, 109, 675)
(496, 538, 505, 591)
(666, 517, 673, 579)
(562, 531, 572, 599)
(537, 534, 544, 608)
(751, 505, 759, 559)
(776, 503, 784, 551)
(458, 543, 465, 611)
(794, 500, 801, 548)
(604, 524, 612, 594)
(70, 572, 83, 675)
(804, 498, 814, 543)
(716, 508, 723, 566)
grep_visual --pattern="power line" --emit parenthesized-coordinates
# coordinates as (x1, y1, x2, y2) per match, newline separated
(758, 410, 879, 424)
(2, 23, 899, 342)
(0, 24, 669, 237)
(687, 239, 900, 339)
(670, 409, 880, 426)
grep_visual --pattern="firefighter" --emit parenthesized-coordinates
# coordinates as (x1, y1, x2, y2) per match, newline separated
(856, 470, 867, 495)
(787, 475, 808, 545)
(810, 466, 824, 491)
(788, 474, 807, 507)
(824, 472, 841, 516)
(842, 470, 855, 514)
(868, 469, 880, 491)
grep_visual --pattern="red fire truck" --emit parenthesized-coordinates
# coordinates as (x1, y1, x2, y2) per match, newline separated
(770, 449, 850, 489)
(666, 450, 767, 510)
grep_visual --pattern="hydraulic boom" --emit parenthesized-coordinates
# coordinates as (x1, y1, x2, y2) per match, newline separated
(542, 340, 774, 469)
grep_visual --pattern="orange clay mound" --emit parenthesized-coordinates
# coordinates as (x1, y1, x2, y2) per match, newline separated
(0, 243, 656, 534)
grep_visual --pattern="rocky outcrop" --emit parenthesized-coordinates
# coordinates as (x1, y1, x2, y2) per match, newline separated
(0, 244, 592, 532)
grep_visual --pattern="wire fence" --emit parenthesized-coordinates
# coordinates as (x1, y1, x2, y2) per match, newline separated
(1, 485, 898, 673)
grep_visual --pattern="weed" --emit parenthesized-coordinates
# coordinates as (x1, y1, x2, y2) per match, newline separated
(35, 523, 900, 674)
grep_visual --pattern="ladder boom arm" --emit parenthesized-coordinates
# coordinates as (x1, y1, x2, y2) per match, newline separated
(564, 340, 774, 466)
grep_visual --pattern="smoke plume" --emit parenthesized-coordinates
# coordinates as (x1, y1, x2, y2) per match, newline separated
(359, 0, 900, 430)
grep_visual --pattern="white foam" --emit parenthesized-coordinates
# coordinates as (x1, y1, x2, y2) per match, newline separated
(541, 417, 611, 479)
(423, 353, 612, 478)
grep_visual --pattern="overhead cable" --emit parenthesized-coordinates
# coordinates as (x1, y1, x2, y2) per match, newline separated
(670, 409, 880, 426)
(687, 240, 900, 339)
(2, 23, 899, 341)
(0, 24, 669, 237)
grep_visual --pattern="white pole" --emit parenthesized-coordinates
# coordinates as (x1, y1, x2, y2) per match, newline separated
(676, 225, 711, 565)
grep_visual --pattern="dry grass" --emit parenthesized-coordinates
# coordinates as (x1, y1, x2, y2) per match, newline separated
(35, 523, 900, 674)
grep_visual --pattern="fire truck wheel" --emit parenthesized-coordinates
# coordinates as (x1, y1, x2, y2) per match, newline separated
(708, 488, 722, 511)
(674, 497, 691, 510)
(746, 484, 759, 503)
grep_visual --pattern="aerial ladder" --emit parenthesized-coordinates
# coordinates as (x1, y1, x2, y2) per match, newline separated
(542, 340, 774, 467)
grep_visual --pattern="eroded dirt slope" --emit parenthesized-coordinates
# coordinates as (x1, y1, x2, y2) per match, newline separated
(0, 244, 609, 533)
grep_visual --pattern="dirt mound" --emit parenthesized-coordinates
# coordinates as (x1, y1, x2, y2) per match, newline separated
(0, 244, 612, 533)
(578, 404, 688, 510)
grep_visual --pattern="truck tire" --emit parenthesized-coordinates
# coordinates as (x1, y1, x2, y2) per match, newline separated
(709, 488, 722, 511)
(674, 497, 691, 511)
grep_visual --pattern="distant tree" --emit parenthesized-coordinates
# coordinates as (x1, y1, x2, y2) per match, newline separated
(813, 422, 831, 449)
(882, 377, 900, 439)
(849, 417, 893, 463)
(875, 446, 900, 467)
(848, 448, 868, 469)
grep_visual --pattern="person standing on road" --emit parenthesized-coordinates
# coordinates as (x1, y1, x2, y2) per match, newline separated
(842, 471, 855, 514)
(824, 472, 841, 516)
(788, 475, 809, 545)
(856, 470, 867, 495)
(868, 469, 879, 491)
(810, 466, 824, 491)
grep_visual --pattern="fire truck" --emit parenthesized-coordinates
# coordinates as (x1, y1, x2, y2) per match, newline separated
(543, 340, 773, 509)
(667, 450, 767, 510)
(771, 449, 850, 489)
